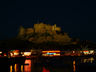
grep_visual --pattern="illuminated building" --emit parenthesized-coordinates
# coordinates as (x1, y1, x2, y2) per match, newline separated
(42, 50, 60, 57)
(8, 50, 19, 57)
(0, 51, 2, 54)
(24, 52, 31, 56)
(20, 51, 31, 57)
(82, 50, 94, 55)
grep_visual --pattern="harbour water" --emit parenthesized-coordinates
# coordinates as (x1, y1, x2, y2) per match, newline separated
(9, 57, 96, 72)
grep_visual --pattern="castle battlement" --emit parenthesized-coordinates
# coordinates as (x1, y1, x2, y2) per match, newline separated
(19, 22, 61, 35)
(34, 22, 61, 33)
(18, 22, 78, 44)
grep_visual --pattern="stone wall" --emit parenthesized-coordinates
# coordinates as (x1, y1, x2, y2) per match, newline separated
(34, 22, 61, 33)
(19, 26, 26, 35)
(26, 28, 34, 34)
(56, 27, 61, 31)
(19, 27, 34, 35)
(18, 22, 78, 44)
(53, 34, 71, 42)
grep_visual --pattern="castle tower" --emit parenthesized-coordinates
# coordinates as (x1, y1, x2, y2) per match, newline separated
(34, 22, 46, 33)
(18, 26, 26, 35)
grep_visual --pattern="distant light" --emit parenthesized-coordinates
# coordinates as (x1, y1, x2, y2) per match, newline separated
(4, 53, 7, 56)
(73, 51, 75, 53)
(24, 52, 31, 56)
(22, 55, 24, 56)
(10, 50, 15, 51)
(0, 52, 2, 54)
(10, 53, 13, 56)
(21, 52, 23, 54)
(90, 50, 94, 54)
(80, 51, 82, 53)
(47, 53, 56, 55)
(14, 53, 19, 55)
(83, 50, 88, 52)
(55, 54, 60, 55)
(83, 50, 89, 54)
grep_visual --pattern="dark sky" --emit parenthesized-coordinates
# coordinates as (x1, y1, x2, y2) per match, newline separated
(0, 0, 96, 42)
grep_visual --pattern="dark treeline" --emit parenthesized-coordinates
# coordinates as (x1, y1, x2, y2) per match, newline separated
(0, 38, 34, 51)
(0, 38, 96, 52)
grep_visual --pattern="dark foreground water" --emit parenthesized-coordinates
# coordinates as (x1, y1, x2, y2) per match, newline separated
(9, 57, 96, 72)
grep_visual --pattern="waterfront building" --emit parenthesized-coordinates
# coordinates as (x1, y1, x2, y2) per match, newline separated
(30, 49, 42, 57)
(42, 50, 60, 57)
(82, 48, 94, 55)
(8, 50, 19, 57)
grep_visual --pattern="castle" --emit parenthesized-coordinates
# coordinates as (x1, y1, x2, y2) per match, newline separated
(18, 22, 78, 44)
(19, 22, 61, 35)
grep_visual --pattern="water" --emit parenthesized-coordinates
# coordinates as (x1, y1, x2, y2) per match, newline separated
(9, 57, 96, 72)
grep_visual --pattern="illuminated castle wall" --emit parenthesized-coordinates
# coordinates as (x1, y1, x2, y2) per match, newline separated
(18, 22, 78, 44)
(19, 27, 34, 35)
(19, 22, 61, 35)
(33, 22, 61, 33)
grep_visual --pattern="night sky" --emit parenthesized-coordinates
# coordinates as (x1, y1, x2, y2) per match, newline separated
(0, 0, 96, 42)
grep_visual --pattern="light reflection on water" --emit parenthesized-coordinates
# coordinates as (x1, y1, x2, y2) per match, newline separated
(73, 61, 76, 72)
(14, 63, 19, 72)
(24, 59, 31, 72)
(10, 59, 31, 72)
(43, 67, 50, 72)
(9, 57, 95, 72)
(10, 65, 12, 72)
(21, 65, 23, 72)
(83, 57, 94, 63)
